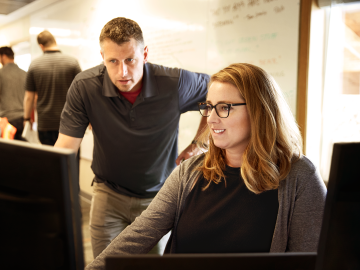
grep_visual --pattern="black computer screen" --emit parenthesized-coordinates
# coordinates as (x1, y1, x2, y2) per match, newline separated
(105, 253, 317, 270)
(316, 142, 360, 270)
(0, 139, 84, 270)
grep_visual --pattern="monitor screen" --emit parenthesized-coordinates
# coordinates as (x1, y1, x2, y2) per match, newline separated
(316, 142, 360, 270)
(105, 253, 317, 270)
(0, 139, 84, 270)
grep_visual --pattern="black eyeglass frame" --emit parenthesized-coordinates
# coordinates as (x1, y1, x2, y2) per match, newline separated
(197, 102, 247, 118)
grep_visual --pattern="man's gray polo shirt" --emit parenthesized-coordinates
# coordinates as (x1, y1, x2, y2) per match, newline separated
(0, 63, 26, 122)
(60, 62, 209, 198)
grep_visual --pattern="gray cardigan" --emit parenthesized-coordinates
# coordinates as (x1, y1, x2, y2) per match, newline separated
(86, 154, 327, 270)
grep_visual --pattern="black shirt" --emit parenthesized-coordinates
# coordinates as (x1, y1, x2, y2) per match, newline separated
(59, 63, 209, 198)
(175, 165, 279, 253)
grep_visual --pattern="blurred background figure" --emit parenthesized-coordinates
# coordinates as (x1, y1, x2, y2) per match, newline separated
(23, 30, 81, 146)
(0, 46, 27, 140)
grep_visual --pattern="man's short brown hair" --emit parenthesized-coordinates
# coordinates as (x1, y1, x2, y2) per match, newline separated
(0, 46, 14, 59)
(99, 17, 144, 48)
(37, 30, 57, 47)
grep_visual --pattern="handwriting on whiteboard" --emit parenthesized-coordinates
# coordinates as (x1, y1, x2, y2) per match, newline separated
(259, 57, 279, 65)
(213, 20, 233, 27)
(209, 32, 277, 43)
(210, 0, 285, 27)
(246, 11, 267, 20)
(274, 5, 284, 13)
(269, 71, 285, 77)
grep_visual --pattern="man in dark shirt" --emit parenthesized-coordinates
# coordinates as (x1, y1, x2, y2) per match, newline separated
(55, 17, 209, 257)
(24, 30, 81, 145)
(0, 46, 27, 140)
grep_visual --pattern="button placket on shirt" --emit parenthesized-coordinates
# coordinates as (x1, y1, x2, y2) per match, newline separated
(130, 108, 136, 122)
(129, 95, 143, 122)
(117, 95, 136, 122)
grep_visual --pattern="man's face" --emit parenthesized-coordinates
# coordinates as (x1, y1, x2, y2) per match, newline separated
(101, 38, 148, 93)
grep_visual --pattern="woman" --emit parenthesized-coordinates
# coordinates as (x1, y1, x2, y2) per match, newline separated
(86, 63, 326, 269)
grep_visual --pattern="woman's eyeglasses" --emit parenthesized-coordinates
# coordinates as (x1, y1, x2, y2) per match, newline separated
(198, 102, 246, 118)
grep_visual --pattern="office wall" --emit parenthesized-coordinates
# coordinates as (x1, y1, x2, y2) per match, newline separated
(26, 0, 301, 113)
(0, 0, 302, 195)
(0, 17, 30, 46)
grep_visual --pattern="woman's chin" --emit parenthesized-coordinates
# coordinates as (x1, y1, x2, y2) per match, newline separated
(213, 142, 228, 150)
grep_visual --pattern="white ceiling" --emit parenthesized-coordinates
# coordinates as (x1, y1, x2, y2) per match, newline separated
(0, 0, 37, 15)
(0, 0, 62, 27)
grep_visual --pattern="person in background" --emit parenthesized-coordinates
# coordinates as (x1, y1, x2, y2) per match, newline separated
(0, 46, 27, 140)
(54, 17, 209, 258)
(85, 63, 326, 270)
(24, 30, 81, 146)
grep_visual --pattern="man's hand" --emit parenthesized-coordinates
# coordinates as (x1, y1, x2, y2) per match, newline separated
(23, 118, 34, 130)
(176, 143, 202, 165)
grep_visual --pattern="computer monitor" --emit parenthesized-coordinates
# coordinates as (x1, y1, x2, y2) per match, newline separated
(315, 142, 360, 270)
(105, 253, 317, 270)
(0, 139, 84, 270)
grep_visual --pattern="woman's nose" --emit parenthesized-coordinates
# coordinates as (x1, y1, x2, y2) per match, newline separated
(207, 106, 219, 124)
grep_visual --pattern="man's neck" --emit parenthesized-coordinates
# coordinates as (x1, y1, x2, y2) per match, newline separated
(2, 59, 14, 66)
(43, 45, 59, 52)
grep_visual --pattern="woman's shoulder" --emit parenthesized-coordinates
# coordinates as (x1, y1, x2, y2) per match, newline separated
(283, 155, 324, 191)
(180, 153, 205, 170)
(290, 155, 317, 175)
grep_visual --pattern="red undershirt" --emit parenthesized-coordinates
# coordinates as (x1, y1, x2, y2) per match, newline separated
(118, 85, 142, 104)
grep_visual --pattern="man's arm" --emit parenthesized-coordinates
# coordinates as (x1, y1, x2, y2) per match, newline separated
(23, 90, 35, 127)
(54, 133, 83, 153)
(175, 116, 207, 165)
(34, 93, 38, 114)
(176, 69, 209, 165)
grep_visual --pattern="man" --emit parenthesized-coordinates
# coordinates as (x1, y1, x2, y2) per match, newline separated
(0, 46, 27, 140)
(54, 17, 209, 258)
(24, 30, 81, 145)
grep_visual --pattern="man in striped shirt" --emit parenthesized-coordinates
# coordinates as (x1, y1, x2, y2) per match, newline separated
(0, 46, 27, 140)
(23, 30, 81, 145)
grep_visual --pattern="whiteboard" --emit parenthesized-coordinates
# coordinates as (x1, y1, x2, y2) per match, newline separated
(28, 0, 301, 160)
(206, 0, 300, 112)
